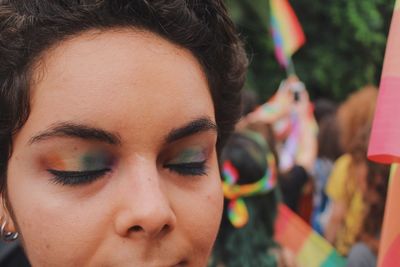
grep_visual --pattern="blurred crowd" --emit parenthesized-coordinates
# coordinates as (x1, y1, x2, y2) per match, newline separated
(211, 77, 388, 267)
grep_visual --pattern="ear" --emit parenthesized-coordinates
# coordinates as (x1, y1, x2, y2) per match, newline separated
(0, 195, 17, 233)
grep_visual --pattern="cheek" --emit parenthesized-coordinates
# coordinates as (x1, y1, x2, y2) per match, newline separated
(178, 169, 223, 254)
(202, 181, 223, 247)
(11, 198, 94, 265)
(6, 167, 108, 265)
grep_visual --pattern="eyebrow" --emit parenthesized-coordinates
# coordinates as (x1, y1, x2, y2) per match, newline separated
(28, 117, 217, 146)
(165, 117, 218, 143)
(29, 122, 122, 145)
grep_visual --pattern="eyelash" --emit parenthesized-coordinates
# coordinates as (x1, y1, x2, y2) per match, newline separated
(164, 160, 207, 176)
(47, 168, 111, 186)
(47, 160, 207, 186)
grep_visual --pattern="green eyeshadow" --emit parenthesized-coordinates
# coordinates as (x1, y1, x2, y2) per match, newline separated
(80, 150, 114, 171)
(169, 147, 206, 164)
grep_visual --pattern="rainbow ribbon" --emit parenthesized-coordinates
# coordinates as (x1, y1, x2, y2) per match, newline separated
(222, 153, 277, 228)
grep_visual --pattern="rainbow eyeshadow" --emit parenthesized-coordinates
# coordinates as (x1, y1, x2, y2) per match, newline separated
(44, 150, 114, 171)
(168, 146, 207, 164)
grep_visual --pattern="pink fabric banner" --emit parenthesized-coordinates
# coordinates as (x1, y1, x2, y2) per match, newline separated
(368, 1, 400, 266)
(368, 3, 400, 163)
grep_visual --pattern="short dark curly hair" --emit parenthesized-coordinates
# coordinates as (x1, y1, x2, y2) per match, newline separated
(0, 0, 248, 193)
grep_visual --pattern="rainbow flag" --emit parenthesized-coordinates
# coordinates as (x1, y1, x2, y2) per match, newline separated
(275, 204, 346, 267)
(270, 0, 306, 68)
(368, 1, 400, 266)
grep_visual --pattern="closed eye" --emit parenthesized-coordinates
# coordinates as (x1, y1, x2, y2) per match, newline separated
(164, 161, 207, 176)
(47, 168, 111, 186)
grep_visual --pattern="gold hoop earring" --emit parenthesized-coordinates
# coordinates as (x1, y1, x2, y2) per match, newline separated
(0, 218, 19, 242)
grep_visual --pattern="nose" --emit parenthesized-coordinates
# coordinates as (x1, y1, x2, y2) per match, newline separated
(114, 162, 176, 239)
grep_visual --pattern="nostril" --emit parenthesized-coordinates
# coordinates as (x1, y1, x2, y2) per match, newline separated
(129, 225, 143, 232)
(127, 224, 171, 237)
(161, 224, 170, 233)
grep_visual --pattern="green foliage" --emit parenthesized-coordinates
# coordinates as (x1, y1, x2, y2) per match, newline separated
(226, 0, 394, 101)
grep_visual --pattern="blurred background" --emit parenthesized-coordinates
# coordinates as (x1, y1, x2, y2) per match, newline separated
(210, 1, 397, 267)
(225, 0, 394, 101)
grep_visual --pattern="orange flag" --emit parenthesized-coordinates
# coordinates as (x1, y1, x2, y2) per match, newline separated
(368, 1, 400, 266)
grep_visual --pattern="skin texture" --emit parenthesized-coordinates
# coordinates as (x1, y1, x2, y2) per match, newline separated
(1, 29, 223, 266)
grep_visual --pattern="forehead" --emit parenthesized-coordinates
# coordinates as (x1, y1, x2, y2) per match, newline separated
(18, 29, 214, 146)
(31, 28, 209, 102)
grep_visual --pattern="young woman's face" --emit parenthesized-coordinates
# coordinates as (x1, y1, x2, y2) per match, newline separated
(2, 29, 223, 266)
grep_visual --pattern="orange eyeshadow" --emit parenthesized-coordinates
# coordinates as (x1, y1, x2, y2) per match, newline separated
(43, 154, 66, 170)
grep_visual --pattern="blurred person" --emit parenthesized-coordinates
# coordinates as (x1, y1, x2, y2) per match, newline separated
(244, 77, 317, 213)
(310, 101, 342, 234)
(313, 98, 337, 124)
(238, 90, 280, 171)
(324, 86, 378, 256)
(210, 130, 296, 267)
(246, 76, 317, 174)
(346, 162, 389, 267)
(0, 0, 248, 266)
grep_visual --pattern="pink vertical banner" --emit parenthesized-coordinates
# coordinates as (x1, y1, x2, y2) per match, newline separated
(368, 1, 400, 266)
(368, 0, 400, 163)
